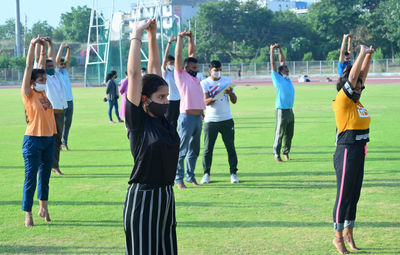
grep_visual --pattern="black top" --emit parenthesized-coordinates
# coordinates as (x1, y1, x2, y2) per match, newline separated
(125, 98, 180, 185)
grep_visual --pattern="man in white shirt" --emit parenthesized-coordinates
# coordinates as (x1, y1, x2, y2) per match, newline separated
(56, 43, 74, 151)
(162, 36, 180, 128)
(200, 60, 239, 184)
(42, 37, 68, 175)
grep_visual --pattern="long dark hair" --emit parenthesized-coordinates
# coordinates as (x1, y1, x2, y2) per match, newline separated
(105, 70, 117, 82)
(141, 74, 168, 98)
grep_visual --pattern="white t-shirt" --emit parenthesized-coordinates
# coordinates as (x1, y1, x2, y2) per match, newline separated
(201, 76, 234, 123)
(46, 69, 68, 110)
(197, 72, 205, 81)
(162, 67, 180, 101)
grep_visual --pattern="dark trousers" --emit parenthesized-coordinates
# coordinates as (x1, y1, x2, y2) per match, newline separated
(333, 144, 365, 231)
(165, 100, 180, 129)
(62, 100, 73, 146)
(108, 99, 121, 121)
(53, 111, 64, 169)
(273, 109, 294, 157)
(123, 184, 177, 255)
(203, 119, 238, 175)
(22, 135, 55, 212)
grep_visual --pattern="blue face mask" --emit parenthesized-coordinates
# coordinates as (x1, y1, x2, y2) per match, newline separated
(46, 69, 55, 76)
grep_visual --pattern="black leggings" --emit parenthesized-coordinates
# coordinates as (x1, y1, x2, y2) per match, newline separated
(332, 144, 366, 231)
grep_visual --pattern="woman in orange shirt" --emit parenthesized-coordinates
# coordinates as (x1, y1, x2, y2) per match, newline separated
(21, 36, 57, 227)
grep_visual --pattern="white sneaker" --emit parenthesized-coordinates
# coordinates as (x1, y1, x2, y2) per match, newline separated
(230, 174, 239, 183)
(201, 174, 210, 184)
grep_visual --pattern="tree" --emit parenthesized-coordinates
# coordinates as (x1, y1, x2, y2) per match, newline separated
(0, 18, 24, 40)
(30, 21, 54, 38)
(59, 5, 91, 42)
(302, 52, 313, 61)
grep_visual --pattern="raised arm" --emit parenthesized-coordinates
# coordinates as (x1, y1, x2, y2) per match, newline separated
(175, 32, 184, 71)
(45, 37, 56, 63)
(22, 36, 42, 96)
(359, 46, 374, 87)
(347, 33, 352, 55)
(127, 19, 152, 106)
(270, 44, 277, 72)
(34, 43, 40, 65)
(162, 36, 176, 71)
(348, 45, 369, 87)
(37, 39, 46, 69)
(187, 31, 195, 58)
(277, 44, 285, 66)
(146, 19, 161, 76)
(339, 34, 348, 63)
(56, 43, 71, 68)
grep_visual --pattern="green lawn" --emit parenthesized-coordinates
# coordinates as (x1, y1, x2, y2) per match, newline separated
(0, 84, 399, 255)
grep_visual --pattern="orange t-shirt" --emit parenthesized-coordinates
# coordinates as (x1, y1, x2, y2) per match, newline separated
(22, 88, 57, 137)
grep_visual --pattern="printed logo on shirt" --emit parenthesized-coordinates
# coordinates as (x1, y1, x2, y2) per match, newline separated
(357, 104, 369, 118)
(208, 86, 220, 97)
(39, 97, 53, 110)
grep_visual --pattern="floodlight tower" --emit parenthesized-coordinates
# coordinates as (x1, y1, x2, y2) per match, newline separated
(83, 0, 113, 87)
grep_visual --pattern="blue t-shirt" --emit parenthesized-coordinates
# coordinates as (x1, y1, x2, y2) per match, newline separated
(271, 71, 295, 109)
(337, 61, 352, 76)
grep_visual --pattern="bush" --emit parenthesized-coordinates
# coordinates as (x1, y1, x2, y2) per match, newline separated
(326, 50, 339, 61)
(372, 48, 384, 60)
(0, 54, 10, 68)
(9, 56, 26, 71)
(302, 52, 313, 61)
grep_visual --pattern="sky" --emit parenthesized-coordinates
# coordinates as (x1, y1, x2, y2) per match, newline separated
(0, 0, 135, 28)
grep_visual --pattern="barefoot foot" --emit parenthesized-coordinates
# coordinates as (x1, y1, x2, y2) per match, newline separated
(333, 236, 350, 254)
(25, 214, 34, 227)
(38, 209, 51, 222)
(177, 183, 187, 189)
(274, 156, 284, 163)
(344, 235, 360, 251)
(283, 154, 291, 161)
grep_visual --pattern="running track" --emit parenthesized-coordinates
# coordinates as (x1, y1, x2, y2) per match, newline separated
(1, 76, 400, 89)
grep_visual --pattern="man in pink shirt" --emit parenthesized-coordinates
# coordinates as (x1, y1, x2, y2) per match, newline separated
(174, 31, 205, 189)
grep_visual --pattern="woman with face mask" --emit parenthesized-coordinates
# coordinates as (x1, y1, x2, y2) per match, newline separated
(21, 36, 57, 227)
(123, 19, 180, 254)
(105, 70, 123, 123)
(332, 45, 374, 255)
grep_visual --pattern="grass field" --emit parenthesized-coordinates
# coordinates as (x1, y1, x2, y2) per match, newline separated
(0, 84, 399, 255)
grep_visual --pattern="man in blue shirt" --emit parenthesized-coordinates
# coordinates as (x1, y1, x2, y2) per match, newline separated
(270, 43, 295, 162)
(338, 33, 353, 76)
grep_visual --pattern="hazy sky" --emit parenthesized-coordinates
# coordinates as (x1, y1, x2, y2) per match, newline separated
(0, 0, 134, 28)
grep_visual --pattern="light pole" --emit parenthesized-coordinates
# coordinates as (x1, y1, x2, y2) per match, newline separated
(15, 0, 22, 57)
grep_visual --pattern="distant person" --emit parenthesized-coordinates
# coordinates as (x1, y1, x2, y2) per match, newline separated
(270, 43, 295, 162)
(124, 19, 179, 255)
(141, 67, 147, 76)
(332, 45, 374, 255)
(105, 70, 123, 123)
(21, 36, 57, 227)
(56, 43, 73, 151)
(237, 68, 241, 79)
(119, 71, 128, 119)
(42, 37, 68, 175)
(200, 60, 239, 184)
(162, 35, 181, 128)
(174, 30, 205, 189)
(338, 33, 353, 76)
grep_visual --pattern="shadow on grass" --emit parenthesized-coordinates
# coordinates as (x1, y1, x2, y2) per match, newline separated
(0, 245, 123, 254)
(359, 248, 400, 254)
(177, 221, 400, 228)
(69, 148, 130, 152)
(0, 165, 131, 169)
(0, 200, 123, 206)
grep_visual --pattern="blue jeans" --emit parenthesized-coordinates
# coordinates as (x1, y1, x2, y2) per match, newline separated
(108, 99, 121, 121)
(22, 135, 55, 212)
(175, 113, 203, 184)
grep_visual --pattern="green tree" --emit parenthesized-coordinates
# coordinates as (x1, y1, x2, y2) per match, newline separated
(59, 5, 91, 42)
(0, 18, 24, 40)
(30, 21, 54, 38)
(9, 56, 26, 71)
(0, 54, 10, 68)
(302, 52, 313, 61)
(326, 50, 339, 61)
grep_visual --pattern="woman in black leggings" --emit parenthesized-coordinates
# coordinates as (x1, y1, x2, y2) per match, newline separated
(123, 19, 180, 255)
(332, 45, 374, 254)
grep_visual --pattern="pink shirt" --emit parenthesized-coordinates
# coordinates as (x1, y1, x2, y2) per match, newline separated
(174, 69, 205, 113)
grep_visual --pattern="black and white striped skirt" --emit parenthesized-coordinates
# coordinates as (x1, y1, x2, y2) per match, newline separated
(123, 183, 177, 255)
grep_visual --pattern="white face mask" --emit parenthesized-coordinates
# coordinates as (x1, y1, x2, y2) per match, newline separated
(212, 71, 221, 79)
(167, 65, 174, 71)
(34, 83, 47, 92)
(283, 74, 289, 80)
(141, 72, 146, 77)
